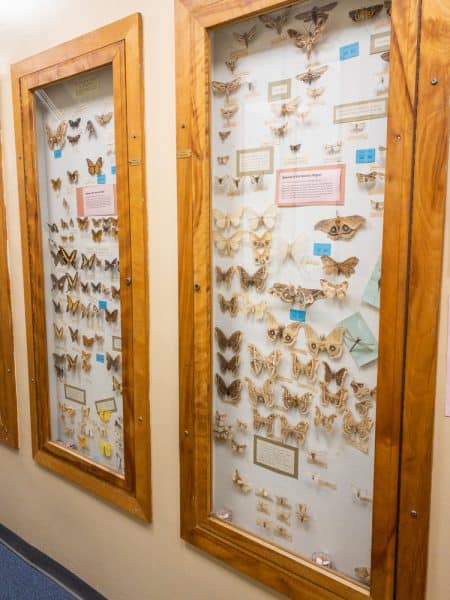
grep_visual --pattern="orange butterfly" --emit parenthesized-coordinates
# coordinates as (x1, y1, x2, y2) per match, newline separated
(86, 157, 103, 176)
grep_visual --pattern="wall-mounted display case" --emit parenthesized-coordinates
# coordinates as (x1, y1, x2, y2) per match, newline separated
(12, 14, 151, 520)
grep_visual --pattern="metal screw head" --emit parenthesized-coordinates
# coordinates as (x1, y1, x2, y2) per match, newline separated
(184, 430, 189, 436)
(125, 276, 132, 286)
(137, 416, 143, 424)
(431, 78, 438, 85)
(194, 283, 201, 291)
(411, 510, 418, 518)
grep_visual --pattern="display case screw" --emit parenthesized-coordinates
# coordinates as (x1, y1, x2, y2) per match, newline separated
(194, 283, 201, 291)
(410, 510, 418, 518)
(125, 276, 132, 286)
(184, 430, 189, 436)
(137, 416, 143, 423)
(431, 78, 438, 85)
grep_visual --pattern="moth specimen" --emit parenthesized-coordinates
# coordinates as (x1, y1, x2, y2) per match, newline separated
(106, 352, 121, 372)
(67, 134, 81, 145)
(95, 113, 113, 126)
(219, 130, 231, 142)
(217, 352, 240, 375)
(217, 155, 229, 165)
(105, 308, 119, 323)
(303, 325, 346, 359)
(51, 178, 62, 191)
(351, 380, 377, 399)
(279, 416, 309, 445)
(277, 234, 317, 268)
(272, 96, 301, 118)
(86, 120, 96, 137)
(44, 122, 67, 150)
(271, 122, 288, 137)
(307, 86, 325, 100)
(246, 205, 277, 230)
(257, 501, 270, 514)
(213, 206, 243, 230)
(215, 374, 242, 405)
(287, 21, 328, 58)
(259, 8, 290, 35)
(296, 64, 328, 85)
(321, 255, 359, 277)
(245, 378, 275, 408)
(320, 279, 349, 300)
(265, 313, 301, 346)
(342, 409, 373, 442)
(314, 406, 337, 432)
(356, 170, 383, 183)
(225, 56, 238, 73)
(213, 231, 244, 256)
(314, 214, 366, 240)
(280, 386, 312, 414)
(249, 231, 272, 252)
(276, 509, 291, 525)
(232, 469, 252, 493)
(69, 118, 81, 128)
(214, 411, 233, 441)
(319, 381, 348, 412)
(86, 156, 103, 176)
(231, 439, 247, 454)
(349, 4, 383, 21)
(255, 488, 273, 501)
(221, 105, 238, 126)
(248, 344, 282, 377)
(291, 354, 319, 382)
(240, 295, 267, 320)
(252, 409, 276, 437)
(67, 170, 79, 184)
(236, 265, 268, 292)
(324, 141, 342, 154)
(233, 25, 257, 48)
(218, 293, 239, 316)
(290, 143, 301, 153)
(215, 266, 235, 287)
(215, 327, 242, 352)
(211, 77, 242, 100)
(268, 283, 325, 308)
(296, 503, 310, 523)
(296, 2, 338, 24)
(323, 362, 348, 386)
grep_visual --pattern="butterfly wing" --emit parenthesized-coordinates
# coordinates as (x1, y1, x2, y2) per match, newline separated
(325, 327, 346, 359)
(265, 313, 281, 343)
(282, 322, 301, 346)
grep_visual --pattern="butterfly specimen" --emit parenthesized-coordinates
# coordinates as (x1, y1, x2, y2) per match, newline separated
(53, 324, 64, 339)
(225, 56, 238, 73)
(280, 386, 312, 413)
(59, 247, 78, 268)
(319, 381, 348, 412)
(228, 176, 244, 194)
(91, 218, 102, 227)
(246, 205, 277, 230)
(47, 222, 59, 234)
(60, 219, 70, 230)
(246, 378, 275, 408)
(250, 174, 264, 188)
(213, 206, 243, 230)
(68, 327, 79, 343)
(95, 334, 104, 344)
(219, 130, 231, 142)
(51, 274, 67, 292)
(217, 352, 240, 375)
(81, 253, 96, 270)
(236, 265, 267, 293)
(287, 22, 328, 57)
(211, 77, 242, 100)
(215, 266, 235, 287)
(51, 178, 62, 191)
(218, 293, 239, 316)
(217, 155, 229, 166)
(296, 65, 328, 85)
(323, 362, 348, 386)
(111, 286, 120, 300)
(66, 354, 78, 371)
(82, 335, 94, 348)
(349, 4, 383, 21)
(105, 309, 119, 323)
(67, 134, 81, 145)
(60, 235, 74, 243)
(351, 380, 377, 399)
(296, 503, 310, 523)
(91, 229, 103, 242)
(66, 273, 79, 291)
(321, 255, 359, 277)
(307, 86, 325, 100)
(106, 352, 120, 372)
(355, 398, 374, 417)
(291, 354, 319, 382)
(53, 353, 65, 366)
(232, 469, 252, 493)
(265, 313, 301, 346)
(342, 409, 373, 442)
(324, 141, 342, 154)
(253, 409, 276, 437)
(90, 282, 101, 294)
(66, 295, 80, 315)
(233, 24, 257, 48)
(273, 96, 301, 118)
(380, 50, 390, 62)
(76, 217, 89, 231)
(314, 406, 337, 432)
(86, 120, 96, 137)
(356, 171, 383, 183)
(95, 113, 113, 126)
(104, 258, 118, 271)
(44, 122, 67, 150)
(213, 231, 244, 256)
(54, 364, 65, 379)
(221, 105, 238, 126)
(112, 376, 122, 394)
(69, 118, 81, 128)
(215, 374, 242, 405)
(81, 351, 92, 373)
(231, 439, 247, 454)
(314, 214, 366, 240)
(259, 7, 290, 35)
(277, 234, 317, 268)
(248, 344, 282, 377)
(67, 170, 79, 184)
(295, 2, 338, 24)
(215, 175, 228, 188)
(215, 327, 242, 352)
(279, 415, 309, 445)
(271, 122, 288, 137)
(86, 157, 103, 176)
(249, 231, 272, 253)
(269, 283, 324, 308)
(257, 500, 270, 514)
(52, 297, 63, 313)
(304, 325, 346, 359)
(320, 279, 349, 300)
(240, 295, 267, 320)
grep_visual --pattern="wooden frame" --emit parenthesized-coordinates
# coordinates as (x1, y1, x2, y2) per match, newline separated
(0, 127, 19, 449)
(12, 14, 151, 521)
(175, 0, 442, 597)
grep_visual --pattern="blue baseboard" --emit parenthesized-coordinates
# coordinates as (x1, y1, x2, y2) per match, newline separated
(0, 523, 107, 600)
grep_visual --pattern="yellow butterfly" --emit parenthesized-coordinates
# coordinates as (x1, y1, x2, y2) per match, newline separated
(98, 408, 112, 423)
(66, 295, 80, 315)
(112, 376, 122, 393)
(99, 440, 112, 457)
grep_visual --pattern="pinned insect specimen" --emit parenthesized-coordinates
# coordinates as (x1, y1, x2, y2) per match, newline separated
(275, 496, 291, 508)
(44, 122, 67, 150)
(349, 4, 383, 21)
(259, 7, 290, 35)
(308, 472, 337, 490)
(255, 488, 273, 501)
(280, 386, 312, 414)
(274, 526, 292, 541)
(314, 214, 366, 240)
(296, 503, 311, 522)
(306, 451, 328, 468)
(221, 105, 238, 126)
(276, 510, 291, 525)
(214, 411, 233, 441)
(86, 120, 96, 137)
(252, 408, 276, 437)
(232, 469, 252, 493)
(324, 141, 342, 154)
(211, 77, 242, 101)
(296, 65, 328, 85)
(256, 501, 270, 514)
(279, 416, 309, 445)
(233, 25, 257, 48)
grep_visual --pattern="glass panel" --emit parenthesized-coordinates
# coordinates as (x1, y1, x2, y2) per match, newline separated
(210, 1, 391, 586)
(35, 65, 124, 475)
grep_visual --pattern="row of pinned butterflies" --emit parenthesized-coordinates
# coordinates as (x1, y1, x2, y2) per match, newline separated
(44, 113, 113, 151)
(53, 350, 120, 379)
(50, 157, 104, 191)
(48, 216, 119, 247)
(51, 273, 120, 299)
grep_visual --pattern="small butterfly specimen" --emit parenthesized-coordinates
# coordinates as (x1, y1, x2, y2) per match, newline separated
(280, 386, 312, 413)
(236, 265, 267, 293)
(349, 4, 383, 21)
(231, 439, 247, 454)
(44, 122, 67, 150)
(47, 223, 59, 234)
(69, 327, 79, 343)
(250, 174, 264, 187)
(53, 324, 64, 338)
(66, 354, 78, 371)
(324, 141, 342, 154)
(320, 279, 348, 300)
(66, 273, 79, 291)
(82, 335, 94, 348)
(95, 334, 104, 344)
(104, 258, 119, 271)
(51, 178, 62, 191)
(111, 286, 120, 300)
(113, 376, 122, 393)
(91, 218, 102, 228)
(215, 327, 242, 352)
(248, 343, 282, 377)
(66, 295, 80, 315)
(213, 206, 243, 230)
(53, 353, 66, 365)
(91, 229, 103, 242)
(55, 365, 64, 379)
(86, 157, 103, 176)
(233, 24, 257, 48)
(81, 253, 96, 270)
(246, 378, 275, 408)
(228, 176, 244, 193)
(249, 231, 272, 251)
(307, 86, 325, 100)
(215, 374, 242, 405)
(67, 170, 79, 184)
(211, 77, 242, 100)
(296, 65, 328, 85)
(296, 503, 310, 523)
(291, 354, 319, 382)
(323, 362, 348, 386)
(218, 293, 239, 316)
(259, 7, 290, 35)
(279, 415, 309, 445)
(356, 171, 383, 183)
(240, 295, 267, 320)
(67, 134, 81, 145)
(69, 118, 81, 128)
(217, 155, 229, 165)
(60, 235, 74, 243)
(268, 283, 324, 308)
(220, 105, 238, 126)
(303, 325, 346, 359)
(253, 409, 276, 437)
(77, 217, 89, 230)
(105, 309, 119, 323)
(217, 352, 240, 375)
(218, 130, 231, 142)
(225, 56, 238, 73)
(60, 219, 69, 230)
(351, 380, 377, 399)
(265, 312, 301, 346)
(314, 214, 366, 240)
(273, 96, 300, 117)
(215, 266, 235, 287)
(86, 120, 96, 137)
(271, 122, 288, 137)
(51, 274, 67, 292)
(314, 406, 336, 432)
(213, 231, 244, 257)
(106, 352, 121, 372)
(215, 175, 228, 188)
(321, 255, 359, 277)
(290, 143, 302, 153)
(319, 381, 348, 412)
(355, 398, 374, 417)
(95, 113, 113, 126)
(59, 247, 78, 268)
(342, 409, 373, 442)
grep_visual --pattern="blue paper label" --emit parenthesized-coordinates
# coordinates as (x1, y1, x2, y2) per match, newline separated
(313, 242, 332, 256)
(53, 149, 62, 158)
(290, 309, 306, 322)
(340, 42, 359, 61)
(97, 174, 106, 184)
(111, 165, 117, 175)
(96, 353, 105, 364)
(98, 300, 107, 310)
(356, 148, 376, 163)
